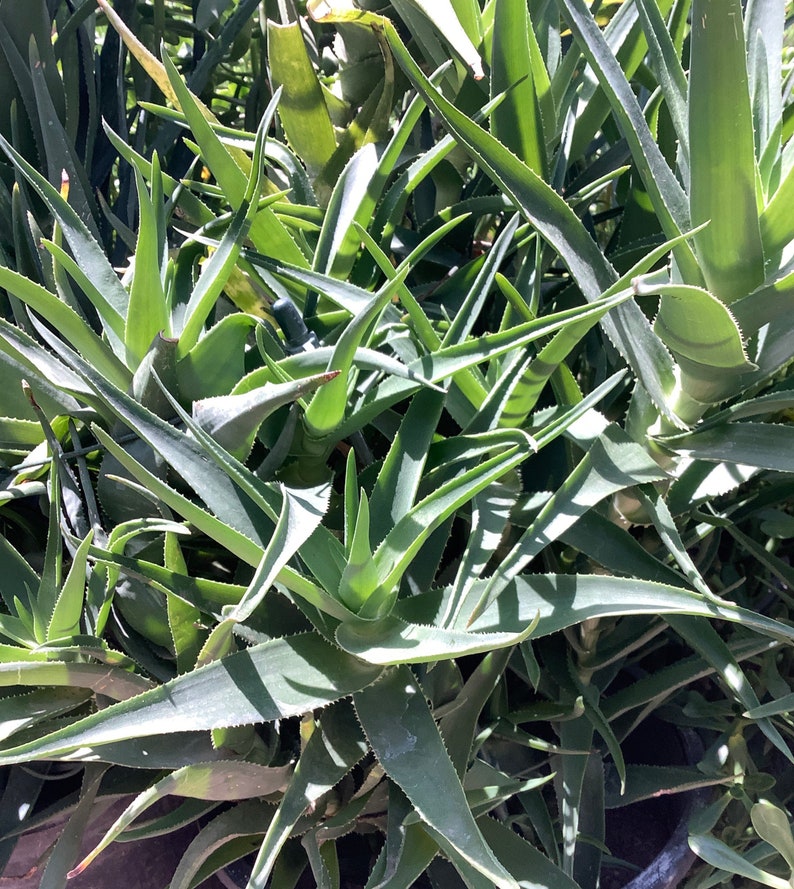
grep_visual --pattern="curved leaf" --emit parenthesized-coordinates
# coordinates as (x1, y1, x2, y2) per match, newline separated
(354, 666, 519, 889)
(0, 634, 382, 765)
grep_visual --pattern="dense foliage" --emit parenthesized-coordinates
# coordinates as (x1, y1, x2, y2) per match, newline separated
(1, 1, 794, 887)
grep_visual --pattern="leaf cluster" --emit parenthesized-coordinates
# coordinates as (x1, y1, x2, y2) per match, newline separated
(1, 2, 794, 888)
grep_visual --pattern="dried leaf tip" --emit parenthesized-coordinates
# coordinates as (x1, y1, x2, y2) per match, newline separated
(307, 0, 355, 20)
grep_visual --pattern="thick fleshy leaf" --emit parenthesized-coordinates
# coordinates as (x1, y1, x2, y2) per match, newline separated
(336, 615, 536, 665)
(463, 574, 794, 647)
(303, 268, 409, 439)
(0, 687, 91, 743)
(0, 660, 153, 701)
(0, 266, 130, 389)
(267, 19, 336, 176)
(665, 422, 794, 473)
(245, 701, 368, 889)
(169, 800, 274, 889)
(354, 666, 519, 889)
(688, 0, 766, 303)
(373, 433, 532, 595)
(309, 0, 483, 79)
(227, 484, 329, 626)
(635, 0, 689, 170)
(175, 106, 272, 358)
(751, 801, 794, 873)
(68, 760, 293, 878)
(159, 47, 308, 273)
(369, 388, 446, 548)
(689, 834, 789, 889)
(0, 136, 128, 350)
(46, 531, 92, 642)
(490, 0, 547, 176)
(0, 634, 382, 765)
(640, 280, 754, 371)
(558, 0, 699, 282)
(193, 372, 339, 461)
(469, 423, 668, 621)
(125, 161, 169, 366)
(666, 614, 792, 762)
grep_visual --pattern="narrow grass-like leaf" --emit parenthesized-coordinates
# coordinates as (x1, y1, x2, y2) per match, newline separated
(443, 214, 520, 347)
(0, 634, 382, 765)
(745, 694, 794, 719)
(336, 291, 634, 438)
(39, 765, 107, 889)
(605, 636, 776, 721)
(398, 0, 484, 78)
(354, 666, 519, 889)
(444, 482, 517, 629)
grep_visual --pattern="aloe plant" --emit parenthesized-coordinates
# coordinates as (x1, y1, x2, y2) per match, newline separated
(2, 2, 794, 888)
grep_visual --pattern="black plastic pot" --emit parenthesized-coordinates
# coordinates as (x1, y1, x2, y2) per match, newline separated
(602, 724, 709, 889)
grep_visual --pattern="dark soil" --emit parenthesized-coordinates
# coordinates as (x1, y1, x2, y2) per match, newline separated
(0, 799, 226, 889)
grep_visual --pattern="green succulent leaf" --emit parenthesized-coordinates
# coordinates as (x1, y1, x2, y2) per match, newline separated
(354, 666, 519, 889)
(193, 371, 339, 461)
(336, 615, 537, 665)
(689, 834, 790, 889)
(246, 701, 368, 888)
(0, 634, 383, 766)
(751, 801, 794, 873)
(639, 279, 755, 371)
(69, 759, 293, 879)
(267, 19, 336, 177)
(688, 0, 766, 303)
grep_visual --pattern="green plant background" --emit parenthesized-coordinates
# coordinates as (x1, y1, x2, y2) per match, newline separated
(1, 1, 794, 887)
